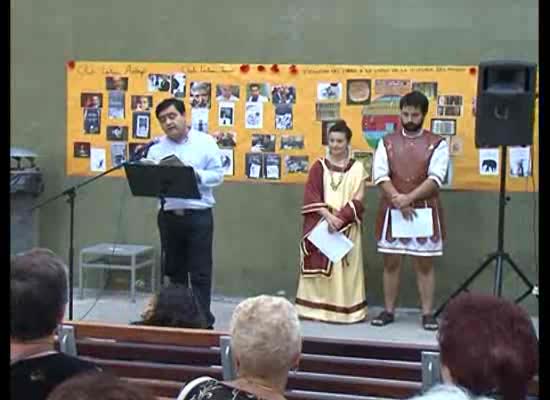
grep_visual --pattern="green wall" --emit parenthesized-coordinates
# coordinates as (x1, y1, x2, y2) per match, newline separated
(11, 0, 538, 314)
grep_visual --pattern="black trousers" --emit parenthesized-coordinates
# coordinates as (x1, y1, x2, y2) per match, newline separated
(158, 208, 215, 327)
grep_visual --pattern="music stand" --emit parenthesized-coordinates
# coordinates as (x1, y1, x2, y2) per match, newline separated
(124, 162, 201, 285)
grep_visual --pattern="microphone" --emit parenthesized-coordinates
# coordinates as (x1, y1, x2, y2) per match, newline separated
(130, 138, 160, 161)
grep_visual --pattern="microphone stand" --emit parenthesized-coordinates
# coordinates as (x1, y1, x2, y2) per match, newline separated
(31, 162, 129, 320)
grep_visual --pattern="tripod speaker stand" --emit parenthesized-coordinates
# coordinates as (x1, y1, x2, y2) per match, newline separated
(434, 147, 536, 317)
(434, 60, 538, 318)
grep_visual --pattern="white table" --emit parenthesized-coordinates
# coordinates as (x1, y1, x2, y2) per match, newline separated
(79, 243, 155, 302)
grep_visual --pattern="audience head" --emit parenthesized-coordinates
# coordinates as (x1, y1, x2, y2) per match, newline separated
(47, 372, 155, 400)
(438, 293, 538, 400)
(136, 284, 209, 329)
(11, 248, 68, 341)
(230, 295, 302, 384)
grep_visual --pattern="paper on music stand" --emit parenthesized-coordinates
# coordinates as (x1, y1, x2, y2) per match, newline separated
(390, 208, 434, 238)
(307, 220, 354, 263)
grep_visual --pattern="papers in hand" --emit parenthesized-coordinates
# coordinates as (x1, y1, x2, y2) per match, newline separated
(307, 220, 354, 263)
(140, 154, 186, 167)
(390, 208, 434, 238)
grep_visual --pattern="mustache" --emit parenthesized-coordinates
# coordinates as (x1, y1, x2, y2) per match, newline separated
(402, 120, 424, 131)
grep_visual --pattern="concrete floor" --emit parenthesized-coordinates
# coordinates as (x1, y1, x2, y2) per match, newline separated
(67, 289, 539, 345)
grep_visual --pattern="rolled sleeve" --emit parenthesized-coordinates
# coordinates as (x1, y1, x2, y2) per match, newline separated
(373, 139, 391, 185)
(428, 140, 450, 187)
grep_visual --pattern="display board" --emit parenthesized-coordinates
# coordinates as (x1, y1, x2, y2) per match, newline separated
(67, 62, 538, 191)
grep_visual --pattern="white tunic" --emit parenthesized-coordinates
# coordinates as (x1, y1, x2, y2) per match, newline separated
(373, 129, 450, 256)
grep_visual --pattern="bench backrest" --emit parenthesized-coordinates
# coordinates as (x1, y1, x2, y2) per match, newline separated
(60, 321, 538, 400)
(61, 321, 223, 398)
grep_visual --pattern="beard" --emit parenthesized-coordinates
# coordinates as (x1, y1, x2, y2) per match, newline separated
(402, 117, 424, 132)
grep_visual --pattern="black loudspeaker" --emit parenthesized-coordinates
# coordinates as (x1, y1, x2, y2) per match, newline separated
(475, 60, 537, 148)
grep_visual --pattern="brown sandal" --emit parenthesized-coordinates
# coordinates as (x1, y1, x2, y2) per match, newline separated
(371, 311, 395, 326)
(422, 314, 439, 331)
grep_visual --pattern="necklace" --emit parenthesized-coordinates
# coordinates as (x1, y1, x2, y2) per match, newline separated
(327, 156, 347, 191)
(329, 171, 344, 191)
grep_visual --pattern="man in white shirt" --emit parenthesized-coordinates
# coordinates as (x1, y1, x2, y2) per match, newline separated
(247, 83, 269, 103)
(371, 91, 449, 331)
(216, 84, 239, 102)
(146, 98, 224, 328)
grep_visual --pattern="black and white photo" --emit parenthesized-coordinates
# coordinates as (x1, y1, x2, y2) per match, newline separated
(280, 135, 304, 150)
(106, 125, 128, 141)
(245, 152, 263, 179)
(275, 104, 293, 130)
(218, 102, 234, 127)
(73, 142, 91, 158)
(132, 112, 150, 139)
(264, 153, 281, 180)
(431, 118, 456, 135)
(285, 155, 309, 174)
(251, 134, 276, 152)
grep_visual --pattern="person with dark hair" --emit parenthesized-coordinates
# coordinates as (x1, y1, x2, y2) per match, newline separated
(295, 119, 368, 323)
(47, 371, 155, 400)
(132, 284, 209, 328)
(146, 98, 224, 329)
(371, 91, 449, 330)
(409, 293, 538, 400)
(247, 83, 269, 103)
(11, 248, 100, 400)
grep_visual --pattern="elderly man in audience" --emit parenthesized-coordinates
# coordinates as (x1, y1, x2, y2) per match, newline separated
(11, 248, 100, 399)
(177, 295, 301, 400)
(410, 292, 538, 400)
(47, 371, 155, 400)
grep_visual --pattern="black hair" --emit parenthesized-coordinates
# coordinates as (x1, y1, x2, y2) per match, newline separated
(155, 98, 186, 119)
(399, 91, 429, 115)
(328, 120, 352, 142)
(137, 284, 209, 329)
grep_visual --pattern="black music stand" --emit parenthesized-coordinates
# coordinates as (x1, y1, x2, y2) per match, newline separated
(124, 162, 201, 286)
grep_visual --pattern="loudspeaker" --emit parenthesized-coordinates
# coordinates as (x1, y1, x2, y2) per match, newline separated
(475, 60, 537, 148)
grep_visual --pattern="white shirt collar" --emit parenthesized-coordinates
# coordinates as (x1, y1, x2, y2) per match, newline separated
(402, 128, 424, 138)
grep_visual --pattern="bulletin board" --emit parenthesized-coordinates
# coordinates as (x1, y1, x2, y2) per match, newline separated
(66, 61, 538, 192)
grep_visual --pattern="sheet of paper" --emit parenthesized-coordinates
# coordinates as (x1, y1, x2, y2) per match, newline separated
(250, 163, 261, 178)
(307, 220, 354, 263)
(191, 108, 209, 133)
(245, 102, 263, 129)
(479, 148, 499, 176)
(509, 146, 532, 177)
(90, 148, 106, 172)
(266, 165, 279, 179)
(390, 208, 434, 238)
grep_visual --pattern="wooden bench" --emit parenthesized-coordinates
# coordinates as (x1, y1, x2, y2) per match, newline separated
(60, 321, 223, 398)
(58, 321, 538, 400)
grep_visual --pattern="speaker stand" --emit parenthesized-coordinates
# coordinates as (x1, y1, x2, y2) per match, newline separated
(434, 145, 536, 318)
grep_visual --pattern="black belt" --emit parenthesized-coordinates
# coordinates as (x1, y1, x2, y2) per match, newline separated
(164, 208, 211, 217)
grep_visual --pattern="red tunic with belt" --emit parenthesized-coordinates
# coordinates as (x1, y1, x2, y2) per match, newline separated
(374, 130, 447, 250)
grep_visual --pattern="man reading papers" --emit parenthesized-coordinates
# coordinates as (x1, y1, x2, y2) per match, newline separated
(145, 98, 223, 329)
(372, 91, 449, 330)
